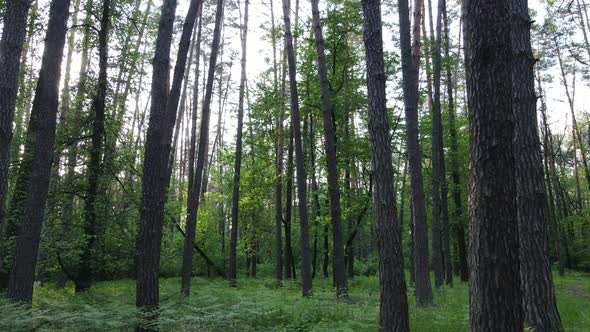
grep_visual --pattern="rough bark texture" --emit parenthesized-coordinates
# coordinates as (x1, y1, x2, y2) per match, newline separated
(310, 0, 348, 297)
(282, 0, 313, 296)
(0, 0, 31, 251)
(181, 0, 224, 297)
(464, 0, 523, 329)
(135, 0, 178, 314)
(6, 0, 70, 303)
(397, 0, 433, 306)
(228, 0, 248, 288)
(77, 0, 110, 292)
(362, 0, 410, 329)
(512, 0, 563, 330)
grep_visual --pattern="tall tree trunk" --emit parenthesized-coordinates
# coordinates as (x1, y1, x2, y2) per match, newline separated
(284, 129, 295, 279)
(0, 0, 31, 253)
(181, 0, 224, 297)
(77, 0, 110, 293)
(228, 0, 249, 288)
(362, 0, 410, 329)
(464, 0, 523, 328)
(6, 0, 70, 303)
(271, 0, 284, 286)
(443, 3, 468, 283)
(538, 73, 565, 277)
(310, 0, 347, 296)
(183, 0, 203, 293)
(282, 0, 312, 296)
(512, 0, 563, 329)
(135, 0, 178, 316)
(397, 0, 433, 306)
(429, 0, 443, 289)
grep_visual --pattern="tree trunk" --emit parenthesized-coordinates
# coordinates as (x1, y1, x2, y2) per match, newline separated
(6, 0, 70, 303)
(0, 0, 31, 254)
(512, 0, 563, 329)
(282, 0, 312, 296)
(181, 0, 224, 297)
(284, 129, 295, 279)
(464, 0, 523, 328)
(228, 0, 248, 288)
(77, 0, 110, 293)
(443, 4, 468, 283)
(396, 0, 433, 306)
(135, 0, 178, 316)
(310, 0, 347, 296)
(361, 0, 410, 329)
(271, 0, 283, 286)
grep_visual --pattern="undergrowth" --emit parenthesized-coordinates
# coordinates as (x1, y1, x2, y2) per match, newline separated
(0, 272, 588, 331)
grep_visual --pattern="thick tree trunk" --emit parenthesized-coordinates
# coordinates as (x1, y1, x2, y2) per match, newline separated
(135, 0, 178, 316)
(228, 0, 249, 288)
(361, 0, 410, 329)
(0, 0, 31, 253)
(512, 0, 563, 329)
(282, 0, 313, 296)
(181, 0, 224, 297)
(464, 0, 523, 328)
(6, 0, 70, 303)
(77, 0, 110, 293)
(396, 0, 433, 306)
(310, 0, 347, 296)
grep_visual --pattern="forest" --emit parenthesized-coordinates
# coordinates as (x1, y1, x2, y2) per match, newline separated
(0, 0, 589, 330)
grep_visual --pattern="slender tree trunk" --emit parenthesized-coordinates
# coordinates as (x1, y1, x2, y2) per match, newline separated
(77, 0, 110, 292)
(0, 0, 31, 252)
(397, 0, 433, 306)
(429, 0, 443, 289)
(464, 0, 523, 328)
(270, 0, 284, 286)
(181, 0, 224, 297)
(282, 0, 312, 296)
(443, 4, 468, 283)
(512, 1, 563, 328)
(310, 0, 347, 296)
(7, 0, 70, 303)
(228, 0, 249, 288)
(135, 0, 178, 317)
(284, 129, 295, 279)
(362, 0, 410, 329)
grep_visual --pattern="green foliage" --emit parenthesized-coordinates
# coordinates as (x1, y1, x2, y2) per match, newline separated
(1, 272, 588, 331)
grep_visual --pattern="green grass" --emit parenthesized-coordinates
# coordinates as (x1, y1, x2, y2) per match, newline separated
(1, 272, 589, 331)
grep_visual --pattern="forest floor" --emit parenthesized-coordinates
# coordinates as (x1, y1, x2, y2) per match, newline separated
(1, 271, 589, 331)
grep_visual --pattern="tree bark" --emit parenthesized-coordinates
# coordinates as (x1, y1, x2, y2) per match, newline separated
(0, 0, 31, 253)
(464, 0, 523, 328)
(512, 0, 563, 329)
(284, 129, 295, 279)
(396, 0, 433, 306)
(181, 0, 224, 297)
(310, 0, 347, 296)
(228, 0, 249, 288)
(443, 4, 468, 283)
(77, 0, 110, 293)
(135, 0, 178, 316)
(362, 0, 410, 329)
(6, 0, 70, 303)
(282, 0, 313, 296)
